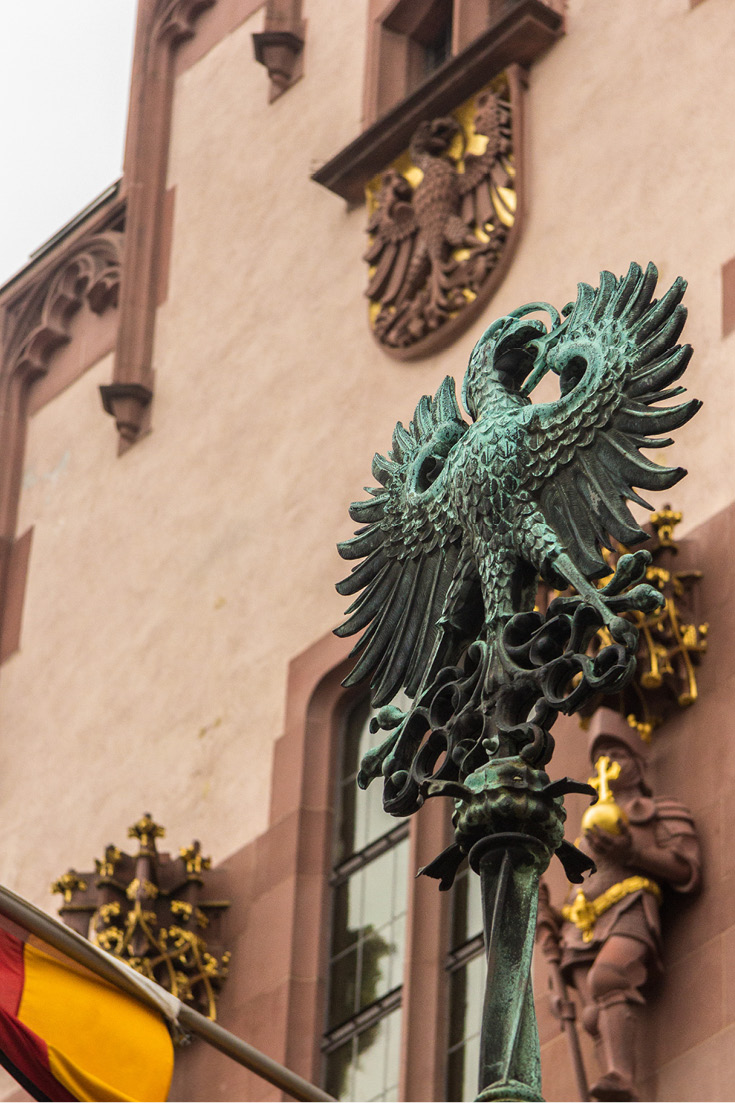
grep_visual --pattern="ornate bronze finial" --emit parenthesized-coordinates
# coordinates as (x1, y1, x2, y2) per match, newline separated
(336, 263, 700, 1101)
(52, 815, 230, 1022)
(50, 870, 88, 905)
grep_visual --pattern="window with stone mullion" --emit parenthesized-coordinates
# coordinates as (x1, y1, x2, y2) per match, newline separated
(323, 697, 409, 1103)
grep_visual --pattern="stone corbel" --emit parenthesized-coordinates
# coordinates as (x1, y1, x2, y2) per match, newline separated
(102, 0, 215, 452)
(99, 382, 154, 445)
(252, 0, 305, 101)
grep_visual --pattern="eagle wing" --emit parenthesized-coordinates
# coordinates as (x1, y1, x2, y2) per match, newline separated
(335, 377, 471, 706)
(364, 170, 420, 307)
(458, 86, 514, 235)
(521, 262, 700, 577)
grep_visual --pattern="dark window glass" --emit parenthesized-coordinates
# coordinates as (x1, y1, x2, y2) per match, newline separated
(327, 838, 408, 1029)
(422, 15, 452, 76)
(451, 862, 483, 948)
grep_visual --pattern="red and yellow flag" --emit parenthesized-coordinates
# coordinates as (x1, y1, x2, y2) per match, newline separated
(0, 914, 173, 1102)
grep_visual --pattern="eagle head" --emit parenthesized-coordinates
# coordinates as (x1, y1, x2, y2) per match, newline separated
(462, 316, 547, 418)
(462, 301, 563, 418)
(409, 116, 462, 161)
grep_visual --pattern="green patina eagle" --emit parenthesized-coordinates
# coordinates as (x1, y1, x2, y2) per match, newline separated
(336, 263, 700, 709)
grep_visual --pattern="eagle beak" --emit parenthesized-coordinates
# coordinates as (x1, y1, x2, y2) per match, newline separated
(519, 355, 551, 397)
(518, 326, 565, 396)
(492, 320, 546, 391)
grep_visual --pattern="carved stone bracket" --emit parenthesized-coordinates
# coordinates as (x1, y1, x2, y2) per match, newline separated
(99, 382, 154, 445)
(103, 0, 215, 452)
(52, 813, 230, 1022)
(252, 1, 305, 101)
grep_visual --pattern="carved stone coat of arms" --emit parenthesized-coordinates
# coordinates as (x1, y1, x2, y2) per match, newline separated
(365, 71, 523, 359)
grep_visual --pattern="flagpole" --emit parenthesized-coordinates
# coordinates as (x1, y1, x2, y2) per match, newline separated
(176, 1004, 335, 1103)
(0, 886, 335, 1103)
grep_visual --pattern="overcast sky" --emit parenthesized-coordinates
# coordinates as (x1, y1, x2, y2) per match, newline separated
(0, 1, 136, 286)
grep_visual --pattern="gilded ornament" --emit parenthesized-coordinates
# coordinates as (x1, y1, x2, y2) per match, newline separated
(52, 813, 230, 1022)
(97, 901, 121, 923)
(649, 505, 683, 546)
(95, 845, 122, 879)
(364, 76, 520, 358)
(580, 756, 628, 837)
(561, 877, 662, 942)
(180, 841, 212, 877)
(128, 813, 165, 848)
(170, 899, 193, 921)
(50, 870, 88, 904)
(581, 504, 708, 739)
(126, 877, 159, 900)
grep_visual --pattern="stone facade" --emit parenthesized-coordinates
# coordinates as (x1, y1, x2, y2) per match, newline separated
(1, 0, 734, 1100)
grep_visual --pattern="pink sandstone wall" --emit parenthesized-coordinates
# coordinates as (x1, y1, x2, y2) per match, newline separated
(0, 0, 733, 1099)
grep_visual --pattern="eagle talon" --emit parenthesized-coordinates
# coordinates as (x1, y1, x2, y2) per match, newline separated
(607, 614, 638, 650)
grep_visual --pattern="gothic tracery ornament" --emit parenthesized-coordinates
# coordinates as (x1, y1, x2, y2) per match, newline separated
(5, 231, 123, 384)
(52, 814, 230, 1023)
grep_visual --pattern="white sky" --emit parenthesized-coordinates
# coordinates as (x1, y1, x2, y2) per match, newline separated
(0, 1, 137, 286)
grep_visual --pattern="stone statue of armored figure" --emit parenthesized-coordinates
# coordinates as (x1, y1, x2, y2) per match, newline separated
(537, 709, 701, 1102)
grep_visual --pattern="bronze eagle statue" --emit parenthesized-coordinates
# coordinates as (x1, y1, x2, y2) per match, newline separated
(336, 264, 700, 722)
(336, 262, 700, 1097)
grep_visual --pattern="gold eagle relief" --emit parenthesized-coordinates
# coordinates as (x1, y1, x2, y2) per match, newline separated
(365, 73, 520, 359)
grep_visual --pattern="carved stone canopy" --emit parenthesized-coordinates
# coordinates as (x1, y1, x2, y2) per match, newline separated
(575, 506, 708, 741)
(52, 813, 230, 1022)
(4, 230, 123, 386)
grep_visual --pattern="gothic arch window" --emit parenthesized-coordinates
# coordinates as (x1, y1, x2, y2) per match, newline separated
(271, 633, 453, 1100)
